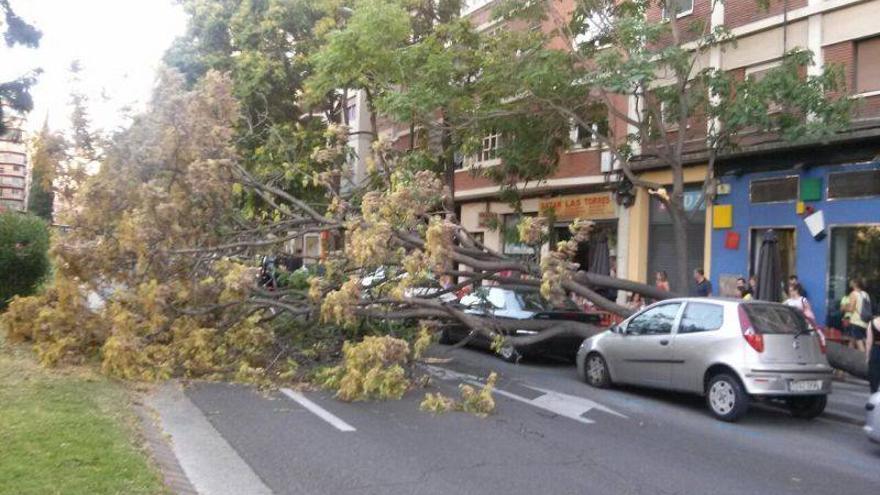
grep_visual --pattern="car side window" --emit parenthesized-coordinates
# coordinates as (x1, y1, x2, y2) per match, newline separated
(626, 303, 681, 335)
(678, 302, 724, 334)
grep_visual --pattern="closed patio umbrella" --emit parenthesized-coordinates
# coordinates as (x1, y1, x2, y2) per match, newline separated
(755, 230, 783, 302)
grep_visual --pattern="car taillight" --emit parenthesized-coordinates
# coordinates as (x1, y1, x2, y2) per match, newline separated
(738, 305, 764, 353)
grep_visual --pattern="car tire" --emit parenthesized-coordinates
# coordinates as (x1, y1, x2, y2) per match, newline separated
(706, 373, 749, 422)
(498, 343, 520, 363)
(584, 353, 612, 389)
(787, 395, 827, 420)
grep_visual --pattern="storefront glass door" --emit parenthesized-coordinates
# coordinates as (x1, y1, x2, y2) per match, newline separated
(828, 225, 880, 326)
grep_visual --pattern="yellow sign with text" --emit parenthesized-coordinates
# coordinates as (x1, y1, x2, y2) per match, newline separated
(539, 192, 616, 221)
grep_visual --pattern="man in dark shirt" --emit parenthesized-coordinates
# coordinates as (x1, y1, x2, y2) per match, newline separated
(692, 268, 712, 297)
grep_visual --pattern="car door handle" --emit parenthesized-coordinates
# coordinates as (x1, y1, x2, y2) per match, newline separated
(659, 339, 670, 346)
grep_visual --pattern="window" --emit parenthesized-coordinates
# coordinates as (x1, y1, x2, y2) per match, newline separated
(856, 36, 880, 94)
(678, 303, 723, 334)
(743, 304, 808, 335)
(627, 303, 682, 335)
(502, 213, 536, 256)
(345, 104, 357, 125)
(828, 169, 880, 199)
(750, 176, 798, 203)
(828, 226, 880, 327)
(569, 117, 609, 149)
(662, 0, 693, 19)
(478, 131, 501, 163)
(0, 152, 25, 165)
(461, 0, 494, 15)
(746, 60, 783, 113)
(303, 234, 321, 264)
(0, 177, 23, 187)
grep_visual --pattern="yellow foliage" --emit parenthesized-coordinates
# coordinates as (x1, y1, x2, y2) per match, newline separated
(420, 392, 456, 414)
(1, 273, 103, 367)
(320, 276, 361, 327)
(460, 372, 498, 417)
(419, 372, 498, 417)
(318, 336, 411, 401)
(412, 325, 434, 360)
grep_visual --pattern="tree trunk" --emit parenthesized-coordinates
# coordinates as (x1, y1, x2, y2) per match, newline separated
(669, 200, 690, 294)
(440, 109, 455, 214)
(827, 342, 868, 380)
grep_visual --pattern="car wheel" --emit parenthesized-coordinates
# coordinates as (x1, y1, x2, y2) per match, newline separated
(498, 343, 520, 363)
(787, 395, 827, 419)
(584, 353, 612, 389)
(706, 374, 749, 422)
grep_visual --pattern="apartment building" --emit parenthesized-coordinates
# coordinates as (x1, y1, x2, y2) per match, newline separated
(691, 0, 880, 326)
(0, 116, 28, 212)
(362, 0, 880, 316)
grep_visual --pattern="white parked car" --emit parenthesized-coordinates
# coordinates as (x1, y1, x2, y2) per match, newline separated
(577, 298, 832, 422)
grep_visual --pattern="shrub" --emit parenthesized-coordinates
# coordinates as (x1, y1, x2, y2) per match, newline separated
(0, 212, 50, 309)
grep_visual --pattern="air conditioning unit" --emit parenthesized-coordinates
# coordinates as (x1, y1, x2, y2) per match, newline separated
(600, 151, 619, 173)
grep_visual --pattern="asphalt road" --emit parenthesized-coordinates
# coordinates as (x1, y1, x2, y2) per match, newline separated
(179, 346, 880, 495)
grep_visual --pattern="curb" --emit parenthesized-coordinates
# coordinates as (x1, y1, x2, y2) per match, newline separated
(821, 409, 865, 427)
(134, 392, 200, 495)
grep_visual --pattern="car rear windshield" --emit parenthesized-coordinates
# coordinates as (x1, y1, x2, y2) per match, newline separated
(743, 304, 809, 335)
(516, 291, 580, 312)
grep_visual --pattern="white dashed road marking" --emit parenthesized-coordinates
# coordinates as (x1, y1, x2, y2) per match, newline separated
(281, 388, 357, 432)
(422, 364, 628, 424)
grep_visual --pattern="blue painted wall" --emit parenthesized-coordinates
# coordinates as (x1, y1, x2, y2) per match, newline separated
(711, 161, 880, 325)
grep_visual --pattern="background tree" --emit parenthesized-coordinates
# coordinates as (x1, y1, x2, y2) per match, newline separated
(27, 121, 66, 221)
(480, 0, 852, 291)
(0, 212, 49, 309)
(0, 0, 41, 133)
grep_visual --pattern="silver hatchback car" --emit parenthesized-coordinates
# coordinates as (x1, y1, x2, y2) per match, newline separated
(576, 298, 832, 422)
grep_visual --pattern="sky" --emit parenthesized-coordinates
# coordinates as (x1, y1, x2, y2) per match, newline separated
(1, 0, 187, 134)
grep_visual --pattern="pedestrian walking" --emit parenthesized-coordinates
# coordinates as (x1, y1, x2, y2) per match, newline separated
(867, 316, 880, 394)
(784, 283, 815, 323)
(844, 279, 870, 352)
(655, 271, 670, 292)
(691, 268, 712, 297)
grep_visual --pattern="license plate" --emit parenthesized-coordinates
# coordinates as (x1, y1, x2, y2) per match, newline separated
(789, 380, 822, 392)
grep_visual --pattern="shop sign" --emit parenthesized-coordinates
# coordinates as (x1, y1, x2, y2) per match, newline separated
(477, 211, 498, 228)
(538, 192, 616, 221)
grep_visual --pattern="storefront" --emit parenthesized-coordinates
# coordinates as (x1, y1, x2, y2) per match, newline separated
(710, 161, 880, 326)
(459, 190, 619, 268)
(618, 165, 712, 290)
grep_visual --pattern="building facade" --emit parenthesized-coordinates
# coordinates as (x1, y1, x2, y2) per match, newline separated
(699, 0, 880, 324)
(0, 117, 28, 212)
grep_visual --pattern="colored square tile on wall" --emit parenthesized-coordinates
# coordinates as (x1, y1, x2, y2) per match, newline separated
(800, 178, 822, 202)
(712, 204, 733, 229)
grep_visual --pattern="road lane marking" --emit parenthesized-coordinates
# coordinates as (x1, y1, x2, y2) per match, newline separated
(422, 364, 628, 424)
(280, 388, 356, 432)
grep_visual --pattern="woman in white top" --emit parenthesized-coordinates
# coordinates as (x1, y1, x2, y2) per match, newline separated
(784, 283, 816, 323)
